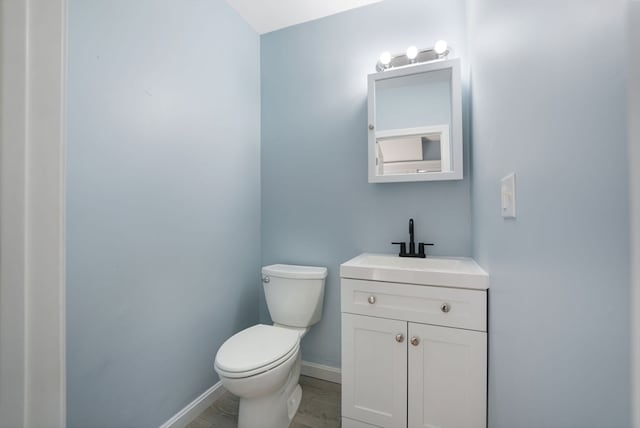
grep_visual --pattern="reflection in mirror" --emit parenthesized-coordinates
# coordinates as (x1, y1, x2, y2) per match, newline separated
(376, 126, 450, 176)
(375, 69, 451, 132)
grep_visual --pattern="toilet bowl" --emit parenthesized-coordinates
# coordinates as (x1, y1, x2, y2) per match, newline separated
(215, 324, 303, 428)
(214, 264, 327, 428)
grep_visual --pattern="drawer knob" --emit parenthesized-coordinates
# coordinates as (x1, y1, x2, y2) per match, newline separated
(440, 303, 450, 313)
(368, 295, 376, 304)
(410, 336, 420, 346)
(395, 334, 404, 343)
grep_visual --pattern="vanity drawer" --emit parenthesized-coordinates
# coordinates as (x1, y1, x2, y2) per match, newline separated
(341, 278, 486, 331)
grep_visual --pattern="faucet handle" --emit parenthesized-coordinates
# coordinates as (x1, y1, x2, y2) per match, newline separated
(418, 242, 434, 258)
(391, 242, 407, 256)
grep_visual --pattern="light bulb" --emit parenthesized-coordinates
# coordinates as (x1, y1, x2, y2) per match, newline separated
(434, 40, 448, 55)
(379, 51, 392, 66)
(406, 46, 418, 60)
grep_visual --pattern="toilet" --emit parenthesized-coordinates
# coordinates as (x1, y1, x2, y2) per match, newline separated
(214, 264, 328, 428)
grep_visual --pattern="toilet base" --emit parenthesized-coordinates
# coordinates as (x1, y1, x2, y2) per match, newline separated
(238, 385, 302, 428)
(236, 384, 302, 428)
(236, 353, 302, 428)
(287, 384, 302, 421)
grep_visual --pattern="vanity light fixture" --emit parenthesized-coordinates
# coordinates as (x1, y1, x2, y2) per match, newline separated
(376, 40, 450, 72)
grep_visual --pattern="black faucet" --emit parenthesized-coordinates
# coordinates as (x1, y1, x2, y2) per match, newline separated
(392, 218, 434, 258)
(409, 218, 416, 255)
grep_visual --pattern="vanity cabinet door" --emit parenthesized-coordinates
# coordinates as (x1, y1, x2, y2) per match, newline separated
(342, 313, 407, 428)
(407, 323, 487, 428)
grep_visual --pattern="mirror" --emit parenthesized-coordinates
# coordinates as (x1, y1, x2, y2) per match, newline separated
(367, 58, 462, 182)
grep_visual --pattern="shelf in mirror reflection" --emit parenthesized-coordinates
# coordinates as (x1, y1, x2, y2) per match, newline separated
(375, 125, 450, 176)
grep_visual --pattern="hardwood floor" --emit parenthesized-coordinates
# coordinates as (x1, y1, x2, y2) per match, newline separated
(187, 376, 341, 428)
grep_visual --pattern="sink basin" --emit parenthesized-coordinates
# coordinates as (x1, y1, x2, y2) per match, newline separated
(340, 253, 489, 289)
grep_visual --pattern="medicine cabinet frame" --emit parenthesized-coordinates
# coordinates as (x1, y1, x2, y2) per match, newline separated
(367, 58, 463, 183)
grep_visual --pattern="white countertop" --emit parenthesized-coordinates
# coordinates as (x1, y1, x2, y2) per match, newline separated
(340, 253, 489, 290)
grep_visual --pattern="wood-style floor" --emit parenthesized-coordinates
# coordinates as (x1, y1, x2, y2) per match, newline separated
(187, 375, 341, 428)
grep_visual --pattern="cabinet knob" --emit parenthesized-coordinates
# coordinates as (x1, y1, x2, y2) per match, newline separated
(410, 336, 420, 346)
(440, 303, 450, 313)
(395, 334, 404, 343)
(368, 295, 376, 304)
(368, 124, 375, 130)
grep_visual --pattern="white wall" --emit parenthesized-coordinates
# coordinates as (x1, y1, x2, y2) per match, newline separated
(630, 1, 640, 426)
(0, 0, 66, 426)
(0, 1, 29, 424)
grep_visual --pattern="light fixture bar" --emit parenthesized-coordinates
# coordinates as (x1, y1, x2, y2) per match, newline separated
(376, 41, 450, 72)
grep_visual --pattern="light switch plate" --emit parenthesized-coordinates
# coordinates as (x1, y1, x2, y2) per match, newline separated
(501, 173, 516, 218)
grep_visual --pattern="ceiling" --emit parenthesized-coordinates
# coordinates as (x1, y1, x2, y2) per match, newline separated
(225, 0, 384, 34)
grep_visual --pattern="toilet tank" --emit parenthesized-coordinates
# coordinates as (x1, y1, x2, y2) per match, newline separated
(262, 264, 327, 328)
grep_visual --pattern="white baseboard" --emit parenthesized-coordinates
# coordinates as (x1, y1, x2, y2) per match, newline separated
(301, 361, 341, 384)
(159, 381, 225, 428)
(159, 362, 340, 428)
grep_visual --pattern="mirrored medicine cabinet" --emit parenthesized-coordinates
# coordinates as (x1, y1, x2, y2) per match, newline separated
(368, 58, 463, 183)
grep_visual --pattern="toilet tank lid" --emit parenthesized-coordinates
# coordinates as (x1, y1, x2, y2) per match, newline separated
(262, 264, 327, 280)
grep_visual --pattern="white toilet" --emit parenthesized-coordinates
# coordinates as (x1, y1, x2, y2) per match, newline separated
(214, 264, 327, 428)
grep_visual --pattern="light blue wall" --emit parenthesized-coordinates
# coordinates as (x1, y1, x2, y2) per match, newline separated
(260, 0, 471, 367)
(66, 1, 260, 427)
(468, 0, 630, 426)
(66, 1, 633, 426)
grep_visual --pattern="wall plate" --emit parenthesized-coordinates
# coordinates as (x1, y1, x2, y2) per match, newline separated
(501, 173, 516, 218)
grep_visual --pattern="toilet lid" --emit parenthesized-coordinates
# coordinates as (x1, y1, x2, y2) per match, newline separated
(215, 324, 300, 376)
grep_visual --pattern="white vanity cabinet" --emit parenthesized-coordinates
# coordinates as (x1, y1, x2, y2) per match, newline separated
(340, 255, 488, 428)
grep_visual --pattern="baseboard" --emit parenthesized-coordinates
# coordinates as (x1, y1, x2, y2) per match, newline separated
(158, 362, 339, 428)
(301, 360, 341, 384)
(159, 381, 225, 428)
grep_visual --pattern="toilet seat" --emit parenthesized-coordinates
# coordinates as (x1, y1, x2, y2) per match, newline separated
(215, 324, 300, 379)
